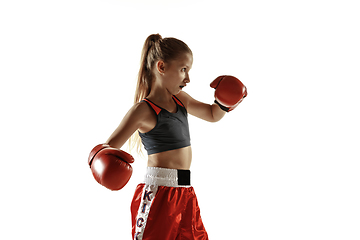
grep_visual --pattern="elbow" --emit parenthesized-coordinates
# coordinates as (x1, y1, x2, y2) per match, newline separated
(210, 104, 226, 122)
(210, 116, 224, 123)
(208, 114, 224, 123)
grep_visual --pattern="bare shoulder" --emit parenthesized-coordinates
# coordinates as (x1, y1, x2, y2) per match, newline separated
(131, 101, 151, 114)
(129, 101, 157, 133)
(127, 101, 154, 122)
(176, 91, 193, 109)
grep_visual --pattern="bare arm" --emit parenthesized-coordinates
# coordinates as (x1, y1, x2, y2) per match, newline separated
(106, 102, 151, 149)
(177, 91, 226, 122)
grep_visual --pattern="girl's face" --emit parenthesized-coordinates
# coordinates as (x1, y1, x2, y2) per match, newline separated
(161, 53, 193, 95)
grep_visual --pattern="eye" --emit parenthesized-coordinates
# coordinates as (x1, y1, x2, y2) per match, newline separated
(181, 68, 186, 72)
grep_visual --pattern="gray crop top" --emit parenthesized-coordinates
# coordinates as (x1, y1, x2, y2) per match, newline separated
(138, 95, 191, 155)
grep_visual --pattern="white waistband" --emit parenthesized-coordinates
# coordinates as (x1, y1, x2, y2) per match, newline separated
(143, 167, 191, 188)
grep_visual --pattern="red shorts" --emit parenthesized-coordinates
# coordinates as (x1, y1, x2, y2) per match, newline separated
(131, 167, 208, 240)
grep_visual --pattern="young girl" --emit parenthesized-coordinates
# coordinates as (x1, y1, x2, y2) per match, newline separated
(88, 34, 247, 240)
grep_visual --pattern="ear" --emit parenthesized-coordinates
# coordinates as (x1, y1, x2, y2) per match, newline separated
(156, 60, 166, 75)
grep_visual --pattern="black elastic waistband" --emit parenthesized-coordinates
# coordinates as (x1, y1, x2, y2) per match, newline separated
(177, 169, 191, 186)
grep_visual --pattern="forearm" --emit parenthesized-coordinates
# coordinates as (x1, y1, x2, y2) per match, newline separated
(210, 103, 226, 122)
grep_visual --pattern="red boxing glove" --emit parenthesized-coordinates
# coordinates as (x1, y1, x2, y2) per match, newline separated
(210, 75, 247, 112)
(88, 144, 134, 191)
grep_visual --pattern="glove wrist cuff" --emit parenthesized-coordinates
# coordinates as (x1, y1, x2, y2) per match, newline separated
(214, 100, 229, 112)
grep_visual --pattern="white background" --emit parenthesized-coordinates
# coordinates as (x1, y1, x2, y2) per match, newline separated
(1, 0, 359, 239)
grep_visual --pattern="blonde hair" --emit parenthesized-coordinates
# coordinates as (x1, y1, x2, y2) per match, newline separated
(128, 34, 192, 154)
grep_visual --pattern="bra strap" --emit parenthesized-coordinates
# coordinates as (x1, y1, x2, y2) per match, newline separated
(172, 95, 185, 107)
(142, 99, 162, 115)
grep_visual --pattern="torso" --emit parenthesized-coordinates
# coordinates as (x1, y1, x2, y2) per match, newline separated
(138, 94, 192, 170)
(147, 146, 192, 170)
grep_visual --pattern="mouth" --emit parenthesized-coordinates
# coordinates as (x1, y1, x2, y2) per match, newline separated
(179, 85, 186, 89)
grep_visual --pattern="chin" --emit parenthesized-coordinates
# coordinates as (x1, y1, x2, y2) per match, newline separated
(167, 89, 180, 96)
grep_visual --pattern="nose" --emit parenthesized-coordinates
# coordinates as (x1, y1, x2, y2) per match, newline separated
(184, 72, 190, 83)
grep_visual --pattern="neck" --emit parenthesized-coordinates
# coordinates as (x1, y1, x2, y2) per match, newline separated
(147, 84, 173, 104)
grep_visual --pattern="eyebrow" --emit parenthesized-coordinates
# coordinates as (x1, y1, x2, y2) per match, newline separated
(183, 64, 192, 69)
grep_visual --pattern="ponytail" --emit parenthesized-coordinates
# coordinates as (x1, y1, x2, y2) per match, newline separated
(129, 34, 192, 155)
(134, 34, 162, 104)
